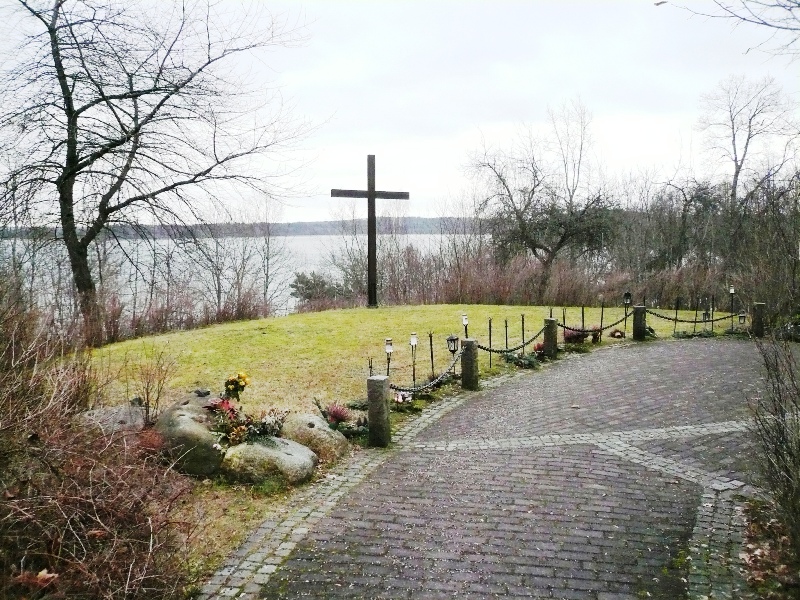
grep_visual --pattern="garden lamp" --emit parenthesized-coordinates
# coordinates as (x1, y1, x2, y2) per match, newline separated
(729, 285, 735, 331)
(702, 310, 710, 322)
(623, 291, 632, 308)
(739, 310, 747, 326)
(462, 313, 469, 338)
(446, 334, 459, 374)
(385, 338, 393, 376)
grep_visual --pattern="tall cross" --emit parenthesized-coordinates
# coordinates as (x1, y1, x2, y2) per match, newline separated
(331, 155, 409, 307)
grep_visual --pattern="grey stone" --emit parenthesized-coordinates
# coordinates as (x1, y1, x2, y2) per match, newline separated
(154, 396, 223, 476)
(221, 437, 317, 484)
(460, 338, 479, 391)
(281, 413, 349, 464)
(367, 375, 391, 447)
(80, 403, 145, 434)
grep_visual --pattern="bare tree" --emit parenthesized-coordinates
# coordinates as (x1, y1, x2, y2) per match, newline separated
(697, 75, 797, 261)
(0, 0, 306, 344)
(471, 101, 615, 300)
(709, 1, 800, 55)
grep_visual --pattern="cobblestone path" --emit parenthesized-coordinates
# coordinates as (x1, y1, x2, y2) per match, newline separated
(200, 339, 764, 599)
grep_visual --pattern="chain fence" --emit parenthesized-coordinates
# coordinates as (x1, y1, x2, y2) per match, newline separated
(389, 348, 465, 394)
(477, 326, 546, 354)
(556, 312, 630, 334)
(645, 309, 736, 325)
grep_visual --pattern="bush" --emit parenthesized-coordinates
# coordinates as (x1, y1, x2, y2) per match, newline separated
(0, 296, 195, 599)
(751, 339, 800, 558)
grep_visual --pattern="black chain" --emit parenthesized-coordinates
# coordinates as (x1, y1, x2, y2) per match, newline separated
(389, 349, 464, 393)
(556, 312, 630, 333)
(477, 327, 545, 354)
(645, 309, 736, 325)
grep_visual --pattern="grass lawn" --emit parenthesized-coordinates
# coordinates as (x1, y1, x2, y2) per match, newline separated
(94, 303, 723, 414)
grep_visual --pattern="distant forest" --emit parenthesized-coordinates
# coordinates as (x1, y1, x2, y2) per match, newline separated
(1, 216, 470, 239)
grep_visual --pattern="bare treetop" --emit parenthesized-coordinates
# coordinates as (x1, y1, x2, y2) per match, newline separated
(707, 1, 800, 55)
(0, 0, 309, 343)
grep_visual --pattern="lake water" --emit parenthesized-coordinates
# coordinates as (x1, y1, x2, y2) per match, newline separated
(0, 233, 455, 318)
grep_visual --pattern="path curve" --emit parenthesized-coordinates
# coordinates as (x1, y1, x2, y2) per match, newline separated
(200, 339, 764, 600)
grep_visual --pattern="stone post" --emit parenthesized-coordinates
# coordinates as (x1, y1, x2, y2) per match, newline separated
(461, 339, 479, 391)
(633, 305, 647, 341)
(752, 302, 765, 338)
(367, 375, 391, 447)
(543, 318, 558, 359)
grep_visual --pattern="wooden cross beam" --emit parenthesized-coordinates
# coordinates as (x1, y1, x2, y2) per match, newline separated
(331, 155, 409, 307)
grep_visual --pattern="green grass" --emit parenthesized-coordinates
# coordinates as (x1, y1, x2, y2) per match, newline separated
(94, 304, 727, 414)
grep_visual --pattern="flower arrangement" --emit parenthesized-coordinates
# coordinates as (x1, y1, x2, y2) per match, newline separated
(563, 329, 590, 344)
(224, 371, 250, 401)
(391, 391, 420, 413)
(206, 372, 287, 449)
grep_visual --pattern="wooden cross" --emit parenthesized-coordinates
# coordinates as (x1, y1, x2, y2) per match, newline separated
(331, 155, 409, 307)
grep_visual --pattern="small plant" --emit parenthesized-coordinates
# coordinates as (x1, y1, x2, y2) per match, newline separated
(346, 399, 369, 410)
(391, 391, 422, 413)
(563, 343, 591, 354)
(502, 352, 540, 369)
(313, 398, 352, 429)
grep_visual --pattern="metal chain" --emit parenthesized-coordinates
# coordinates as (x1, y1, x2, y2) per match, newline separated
(556, 312, 630, 334)
(645, 309, 736, 325)
(389, 348, 465, 393)
(477, 326, 545, 354)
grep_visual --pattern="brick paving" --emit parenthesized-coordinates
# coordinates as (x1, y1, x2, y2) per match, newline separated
(200, 338, 765, 599)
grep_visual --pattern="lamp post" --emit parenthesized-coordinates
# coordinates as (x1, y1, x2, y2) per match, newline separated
(410, 332, 418, 391)
(623, 291, 632, 337)
(729, 285, 735, 332)
(462, 314, 469, 338)
(446, 334, 459, 374)
(385, 338, 393, 376)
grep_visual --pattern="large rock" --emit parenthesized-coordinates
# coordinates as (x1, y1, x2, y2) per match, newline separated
(154, 396, 223, 476)
(281, 413, 349, 464)
(221, 438, 317, 485)
(80, 403, 145, 434)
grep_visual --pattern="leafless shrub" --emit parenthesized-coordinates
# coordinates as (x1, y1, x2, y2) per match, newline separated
(751, 338, 800, 556)
(0, 292, 195, 599)
(125, 345, 177, 426)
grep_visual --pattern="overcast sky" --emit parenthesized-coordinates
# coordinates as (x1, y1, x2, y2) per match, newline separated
(253, 0, 799, 223)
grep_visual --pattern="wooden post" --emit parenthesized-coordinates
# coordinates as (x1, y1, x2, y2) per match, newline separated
(544, 318, 558, 359)
(461, 339, 479, 391)
(633, 306, 647, 341)
(753, 302, 766, 338)
(367, 375, 391, 447)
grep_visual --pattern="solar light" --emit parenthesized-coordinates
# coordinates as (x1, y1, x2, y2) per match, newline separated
(462, 314, 469, 338)
(623, 291, 632, 307)
(703, 310, 710, 322)
(739, 310, 747, 325)
(410, 332, 418, 348)
(385, 338, 393, 376)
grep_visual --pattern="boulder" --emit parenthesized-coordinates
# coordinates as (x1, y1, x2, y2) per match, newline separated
(221, 438, 317, 485)
(154, 396, 223, 476)
(281, 413, 349, 464)
(80, 403, 145, 434)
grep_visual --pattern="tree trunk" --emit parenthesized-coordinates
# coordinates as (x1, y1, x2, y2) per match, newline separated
(60, 184, 103, 346)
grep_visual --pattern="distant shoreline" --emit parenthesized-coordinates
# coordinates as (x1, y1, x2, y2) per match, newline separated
(1, 216, 474, 240)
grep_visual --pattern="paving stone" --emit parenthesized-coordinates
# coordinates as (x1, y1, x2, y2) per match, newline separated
(199, 339, 765, 599)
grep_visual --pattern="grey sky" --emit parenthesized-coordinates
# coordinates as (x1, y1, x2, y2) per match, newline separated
(257, 0, 798, 223)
